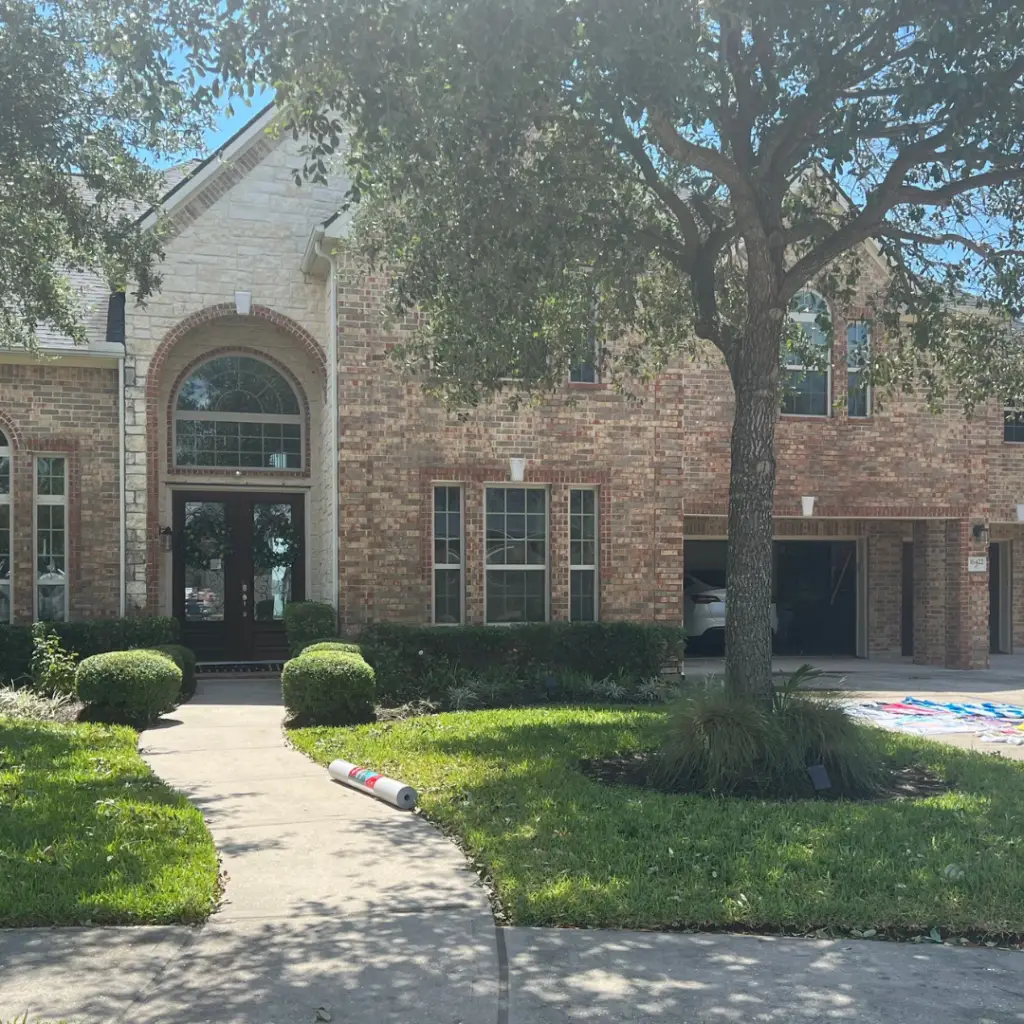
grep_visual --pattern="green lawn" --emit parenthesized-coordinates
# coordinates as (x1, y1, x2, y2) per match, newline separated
(291, 706, 1024, 939)
(0, 717, 219, 926)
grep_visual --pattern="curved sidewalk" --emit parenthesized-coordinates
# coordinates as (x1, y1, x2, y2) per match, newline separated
(130, 676, 498, 1022)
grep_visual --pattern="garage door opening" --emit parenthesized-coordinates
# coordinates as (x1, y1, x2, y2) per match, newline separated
(684, 539, 860, 656)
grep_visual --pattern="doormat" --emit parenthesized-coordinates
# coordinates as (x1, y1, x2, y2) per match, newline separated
(847, 697, 1024, 745)
(196, 661, 285, 676)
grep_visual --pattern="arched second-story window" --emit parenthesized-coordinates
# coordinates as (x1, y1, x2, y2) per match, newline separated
(174, 355, 303, 470)
(783, 289, 831, 417)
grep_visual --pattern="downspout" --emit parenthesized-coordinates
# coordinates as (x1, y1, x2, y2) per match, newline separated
(117, 354, 126, 617)
(313, 230, 341, 626)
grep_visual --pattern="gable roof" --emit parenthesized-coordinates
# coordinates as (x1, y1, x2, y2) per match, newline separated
(136, 101, 278, 231)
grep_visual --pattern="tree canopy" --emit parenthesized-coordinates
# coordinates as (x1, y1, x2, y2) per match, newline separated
(0, 0, 223, 347)
(213, 0, 1024, 693)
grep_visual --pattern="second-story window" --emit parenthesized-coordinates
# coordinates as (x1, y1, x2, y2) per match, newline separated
(847, 321, 871, 418)
(782, 290, 831, 417)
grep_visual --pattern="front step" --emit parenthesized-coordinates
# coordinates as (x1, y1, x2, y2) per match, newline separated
(196, 660, 284, 679)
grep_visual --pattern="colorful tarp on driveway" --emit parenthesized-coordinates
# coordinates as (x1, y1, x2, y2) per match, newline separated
(846, 697, 1024, 744)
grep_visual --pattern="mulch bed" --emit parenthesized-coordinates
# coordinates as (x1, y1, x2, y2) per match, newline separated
(578, 752, 951, 801)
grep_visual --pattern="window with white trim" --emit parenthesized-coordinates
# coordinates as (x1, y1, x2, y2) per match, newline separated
(569, 488, 598, 621)
(433, 485, 463, 624)
(174, 355, 303, 470)
(0, 430, 10, 623)
(485, 487, 548, 623)
(1006, 409, 1024, 443)
(782, 290, 831, 417)
(35, 456, 67, 621)
(847, 321, 871, 418)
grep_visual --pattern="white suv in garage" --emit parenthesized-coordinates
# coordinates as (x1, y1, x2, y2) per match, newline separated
(683, 573, 779, 641)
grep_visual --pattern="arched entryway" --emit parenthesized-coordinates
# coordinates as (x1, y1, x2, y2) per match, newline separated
(144, 307, 328, 663)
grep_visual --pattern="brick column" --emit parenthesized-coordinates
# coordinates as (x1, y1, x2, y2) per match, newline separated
(867, 527, 902, 657)
(945, 519, 989, 669)
(913, 521, 947, 666)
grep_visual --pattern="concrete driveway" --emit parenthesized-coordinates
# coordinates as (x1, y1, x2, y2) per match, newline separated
(2, 677, 1023, 1024)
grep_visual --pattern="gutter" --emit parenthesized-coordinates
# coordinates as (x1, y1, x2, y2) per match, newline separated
(117, 354, 126, 617)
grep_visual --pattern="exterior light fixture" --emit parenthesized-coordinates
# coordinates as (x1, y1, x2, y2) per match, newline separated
(159, 526, 174, 553)
(509, 457, 527, 482)
(801, 496, 816, 517)
(234, 290, 252, 316)
(972, 522, 990, 542)
(1016, 503, 1024, 522)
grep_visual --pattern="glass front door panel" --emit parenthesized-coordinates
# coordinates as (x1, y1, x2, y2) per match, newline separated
(182, 501, 227, 623)
(252, 502, 295, 622)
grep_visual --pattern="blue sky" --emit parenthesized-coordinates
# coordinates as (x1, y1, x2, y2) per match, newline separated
(203, 88, 274, 152)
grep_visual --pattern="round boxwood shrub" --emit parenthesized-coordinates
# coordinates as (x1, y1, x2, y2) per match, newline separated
(151, 644, 198, 701)
(75, 650, 182, 727)
(281, 650, 375, 726)
(299, 640, 363, 657)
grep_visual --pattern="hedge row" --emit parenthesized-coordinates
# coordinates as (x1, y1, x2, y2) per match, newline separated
(357, 621, 684, 704)
(0, 617, 179, 683)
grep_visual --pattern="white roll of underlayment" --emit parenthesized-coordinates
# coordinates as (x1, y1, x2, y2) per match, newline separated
(328, 759, 418, 810)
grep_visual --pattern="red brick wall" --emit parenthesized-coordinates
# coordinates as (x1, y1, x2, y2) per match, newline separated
(0, 361, 120, 621)
(334, 262, 685, 628)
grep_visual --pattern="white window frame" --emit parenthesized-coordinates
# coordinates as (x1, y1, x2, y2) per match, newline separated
(846, 320, 871, 418)
(783, 290, 832, 418)
(0, 430, 11, 623)
(34, 454, 69, 622)
(569, 487, 599, 621)
(432, 484, 464, 625)
(172, 355, 304, 471)
(484, 485, 550, 625)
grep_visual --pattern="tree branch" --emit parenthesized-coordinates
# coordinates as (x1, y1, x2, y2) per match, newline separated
(647, 109, 749, 196)
(879, 226, 1024, 260)
(896, 167, 1024, 205)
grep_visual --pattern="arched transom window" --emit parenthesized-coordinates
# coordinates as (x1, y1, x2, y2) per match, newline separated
(174, 355, 303, 470)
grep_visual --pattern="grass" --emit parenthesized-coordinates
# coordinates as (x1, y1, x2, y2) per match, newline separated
(0, 716, 219, 926)
(291, 706, 1024, 938)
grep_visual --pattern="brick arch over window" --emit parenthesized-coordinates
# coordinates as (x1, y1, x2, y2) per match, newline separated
(144, 304, 327, 612)
(0, 409, 23, 450)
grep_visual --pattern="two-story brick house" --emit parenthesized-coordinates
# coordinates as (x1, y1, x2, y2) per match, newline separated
(1, 105, 1019, 669)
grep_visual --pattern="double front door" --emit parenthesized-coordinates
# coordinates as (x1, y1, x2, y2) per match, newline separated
(172, 491, 305, 662)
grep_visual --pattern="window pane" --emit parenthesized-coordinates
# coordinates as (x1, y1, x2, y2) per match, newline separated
(37, 584, 66, 622)
(486, 570, 546, 623)
(570, 361, 598, 383)
(37, 504, 66, 577)
(0, 455, 8, 495)
(527, 489, 545, 514)
(0, 504, 9, 582)
(848, 371, 868, 418)
(571, 569, 596, 622)
(0, 584, 9, 625)
(434, 568, 462, 624)
(1006, 411, 1024, 443)
(177, 356, 300, 415)
(36, 457, 65, 496)
(782, 370, 829, 416)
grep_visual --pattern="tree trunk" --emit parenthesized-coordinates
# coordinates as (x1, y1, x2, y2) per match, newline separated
(723, 306, 781, 701)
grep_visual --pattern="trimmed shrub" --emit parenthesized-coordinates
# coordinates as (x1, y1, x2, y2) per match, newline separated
(281, 650, 375, 726)
(151, 644, 198, 701)
(75, 650, 182, 727)
(300, 640, 363, 657)
(1, 616, 179, 683)
(359, 622, 684, 704)
(284, 602, 338, 654)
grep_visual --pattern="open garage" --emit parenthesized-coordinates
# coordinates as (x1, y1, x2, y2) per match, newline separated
(684, 539, 861, 656)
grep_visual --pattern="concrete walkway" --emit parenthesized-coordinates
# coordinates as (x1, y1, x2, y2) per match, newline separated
(2, 677, 1024, 1023)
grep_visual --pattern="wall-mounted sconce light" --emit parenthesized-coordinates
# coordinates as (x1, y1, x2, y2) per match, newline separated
(234, 290, 252, 316)
(159, 526, 174, 553)
(801, 496, 816, 517)
(972, 521, 989, 542)
(1016, 503, 1024, 523)
(509, 457, 527, 482)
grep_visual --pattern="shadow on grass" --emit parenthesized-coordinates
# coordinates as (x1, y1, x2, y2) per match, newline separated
(0, 719, 218, 926)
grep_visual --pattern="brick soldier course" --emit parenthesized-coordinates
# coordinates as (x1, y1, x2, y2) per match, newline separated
(1, 105, 1020, 669)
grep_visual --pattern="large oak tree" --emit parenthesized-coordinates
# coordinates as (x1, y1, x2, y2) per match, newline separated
(218, 1, 1024, 695)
